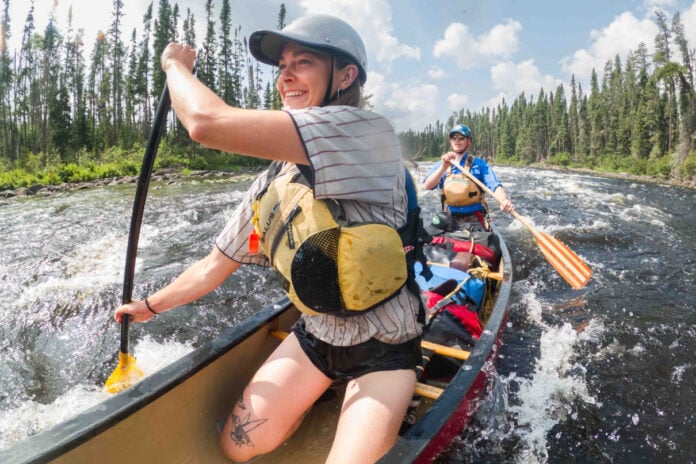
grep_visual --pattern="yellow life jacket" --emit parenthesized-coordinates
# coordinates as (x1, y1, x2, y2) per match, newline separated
(251, 163, 409, 316)
(442, 155, 484, 207)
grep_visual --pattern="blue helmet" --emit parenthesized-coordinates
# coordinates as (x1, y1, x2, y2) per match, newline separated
(449, 124, 472, 140)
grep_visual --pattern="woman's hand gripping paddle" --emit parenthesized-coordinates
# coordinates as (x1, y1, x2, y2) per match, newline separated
(105, 85, 171, 393)
(460, 169, 592, 290)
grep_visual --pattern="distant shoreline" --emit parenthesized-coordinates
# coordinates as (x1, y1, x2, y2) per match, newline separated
(529, 163, 696, 190)
(1, 163, 693, 202)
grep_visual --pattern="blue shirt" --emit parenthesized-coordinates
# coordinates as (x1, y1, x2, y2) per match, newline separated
(424, 154, 503, 214)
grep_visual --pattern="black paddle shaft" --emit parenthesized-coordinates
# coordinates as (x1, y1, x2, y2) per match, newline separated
(119, 85, 171, 355)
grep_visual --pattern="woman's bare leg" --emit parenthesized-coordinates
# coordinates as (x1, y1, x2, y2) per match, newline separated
(219, 334, 333, 462)
(326, 369, 416, 464)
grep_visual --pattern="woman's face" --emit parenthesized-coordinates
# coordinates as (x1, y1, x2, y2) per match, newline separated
(277, 42, 333, 109)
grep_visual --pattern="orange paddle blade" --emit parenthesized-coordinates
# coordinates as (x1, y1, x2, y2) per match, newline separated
(105, 352, 144, 394)
(532, 229, 592, 290)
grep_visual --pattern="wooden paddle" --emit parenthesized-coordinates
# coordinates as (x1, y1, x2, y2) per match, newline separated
(459, 168, 592, 290)
(105, 85, 171, 393)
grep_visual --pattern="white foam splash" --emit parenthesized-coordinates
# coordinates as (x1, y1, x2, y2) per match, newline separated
(671, 364, 690, 383)
(16, 231, 127, 311)
(131, 335, 196, 376)
(0, 384, 107, 450)
(618, 204, 669, 227)
(0, 336, 194, 451)
(508, 287, 603, 463)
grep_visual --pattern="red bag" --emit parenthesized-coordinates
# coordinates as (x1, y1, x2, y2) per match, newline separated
(423, 290, 483, 341)
(429, 236, 496, 264)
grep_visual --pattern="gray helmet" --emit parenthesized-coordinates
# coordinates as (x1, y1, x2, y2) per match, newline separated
(249, 14, 367, 84)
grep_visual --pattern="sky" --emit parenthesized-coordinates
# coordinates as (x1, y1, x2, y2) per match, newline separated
(6, 0, 696, 133)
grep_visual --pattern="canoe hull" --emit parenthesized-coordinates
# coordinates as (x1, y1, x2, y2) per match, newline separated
(1, 228, 512, 464)
(1, 300, 299, 464)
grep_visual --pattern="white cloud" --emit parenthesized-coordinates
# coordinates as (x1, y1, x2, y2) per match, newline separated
(643, 0, 677, 9)
(682, 1, 696, 56)
(433, 19, 521, 70)
(433, 23, 475, 67)
(478, 20, 523, 57)
(298, 0, 420, 68)
(366, 71, 439, 132)
(447, 93, 470, 110)
(490, 59, 561, 100)
(561, 11, 659, 82)
(428, 66, 449, 80)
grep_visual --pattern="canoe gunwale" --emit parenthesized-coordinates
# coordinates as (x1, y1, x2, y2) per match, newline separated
(0, 297, 293, 464)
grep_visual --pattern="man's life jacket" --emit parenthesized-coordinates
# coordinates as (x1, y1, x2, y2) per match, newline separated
(442, 155, 484, 208)
(252, 162, 430, 317)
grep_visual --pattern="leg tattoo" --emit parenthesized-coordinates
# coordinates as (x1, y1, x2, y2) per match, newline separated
(229, 401, 267, 448)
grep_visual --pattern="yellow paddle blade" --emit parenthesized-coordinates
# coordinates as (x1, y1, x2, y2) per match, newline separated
(533, 229, 592, 290)
(105, 352, 144, 394)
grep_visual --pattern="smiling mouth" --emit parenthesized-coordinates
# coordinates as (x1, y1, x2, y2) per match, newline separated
(284, 90, 305, 98)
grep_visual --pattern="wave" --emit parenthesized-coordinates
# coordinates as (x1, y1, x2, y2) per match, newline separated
(0, 336, 194, 451)
(509, 284, 603, 463)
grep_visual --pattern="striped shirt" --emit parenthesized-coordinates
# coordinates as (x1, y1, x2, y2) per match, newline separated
(215, 106, 422, 346)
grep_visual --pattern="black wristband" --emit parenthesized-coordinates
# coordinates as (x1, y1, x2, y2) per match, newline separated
(144, 297, 158, 316)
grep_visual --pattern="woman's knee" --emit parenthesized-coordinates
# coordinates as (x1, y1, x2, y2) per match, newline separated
(218, 412, 270, 462)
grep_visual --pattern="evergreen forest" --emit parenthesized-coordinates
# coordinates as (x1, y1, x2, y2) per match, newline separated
(0, 1, 694, 191)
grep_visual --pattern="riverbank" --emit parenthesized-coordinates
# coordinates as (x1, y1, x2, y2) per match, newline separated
(532, 163, 696, 190)
(0, 167, 265, 200)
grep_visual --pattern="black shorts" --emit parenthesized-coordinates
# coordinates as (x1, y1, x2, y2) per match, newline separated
(292, 318, 422, 382)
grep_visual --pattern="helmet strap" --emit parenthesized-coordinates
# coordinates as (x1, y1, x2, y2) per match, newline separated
(322, 55, 336, 106)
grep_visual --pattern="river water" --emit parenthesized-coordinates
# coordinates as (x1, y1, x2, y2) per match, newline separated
(0, 165, 694, 463)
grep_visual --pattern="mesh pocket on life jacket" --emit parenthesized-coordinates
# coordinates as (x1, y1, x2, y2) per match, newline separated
(290, 227, 345, 313)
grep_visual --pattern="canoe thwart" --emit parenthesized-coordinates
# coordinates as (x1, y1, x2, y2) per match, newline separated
(415, 382, 443, 400)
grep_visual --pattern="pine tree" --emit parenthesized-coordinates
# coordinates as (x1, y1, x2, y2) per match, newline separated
(552, 84, 570, 156)
(40, 16, 64, 154)
(568, 75, 579, 157)
(88, 30, 111, 153)
(653, 10, 677, 154)
(272, 4, 286, 109)
(124, 28, 138, 147)
(64, 6, 89, 153)
(198, 0, 217, 92)
(588, 69, 603, 157)
(577, 83, 590, 159)
(671, 12, 696, 163)
(16, 3, 37, 154)
(49, 84, 72, 158)
(153, 0, 174, 97)
(0, 0, 14, 161)
(109, 0, 125, 145)
(218, 0, 233, 104)
(135, 3, 153, 131)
